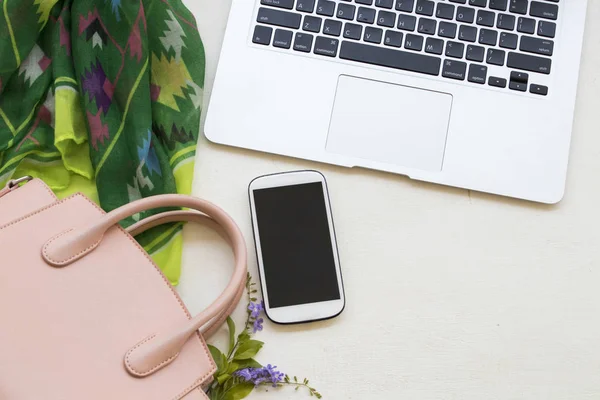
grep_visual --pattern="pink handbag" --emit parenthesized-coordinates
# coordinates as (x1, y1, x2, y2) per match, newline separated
(0, 177, 247, 399)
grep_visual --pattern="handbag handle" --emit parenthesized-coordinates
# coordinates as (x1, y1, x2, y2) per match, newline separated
(42, 195, 247, 377)
(126, 210, 246, 339)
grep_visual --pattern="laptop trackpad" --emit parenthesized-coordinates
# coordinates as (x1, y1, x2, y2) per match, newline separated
(326, 76, 452, 172)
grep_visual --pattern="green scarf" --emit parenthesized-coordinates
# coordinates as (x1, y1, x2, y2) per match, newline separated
(0, 0, 205, 284)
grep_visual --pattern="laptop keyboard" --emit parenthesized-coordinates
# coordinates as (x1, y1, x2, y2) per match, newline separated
(252, 0, 558, 96)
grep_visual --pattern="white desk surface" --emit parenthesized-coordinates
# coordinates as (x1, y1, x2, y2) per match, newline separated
(179, 1, 600, 399)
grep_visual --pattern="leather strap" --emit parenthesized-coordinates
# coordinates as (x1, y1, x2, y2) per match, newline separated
(126, 210, 246, 338)
(41, 195, 247, 378)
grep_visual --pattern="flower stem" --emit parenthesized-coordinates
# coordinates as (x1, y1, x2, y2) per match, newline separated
(268, 382, 322, 399)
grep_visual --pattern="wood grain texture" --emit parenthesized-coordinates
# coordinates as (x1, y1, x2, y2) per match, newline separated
(178, 1, 600, 398)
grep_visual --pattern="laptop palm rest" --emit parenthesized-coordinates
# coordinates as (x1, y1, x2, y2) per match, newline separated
(326, 75, 453, 172)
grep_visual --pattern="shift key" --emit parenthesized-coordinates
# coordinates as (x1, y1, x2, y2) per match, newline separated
(507, 52, 552, 74)
(257, 7, 302, 29)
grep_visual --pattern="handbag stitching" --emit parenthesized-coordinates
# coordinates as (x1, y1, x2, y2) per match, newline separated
(0, 193, 218, 396)
(42, 228, 102, 265)
(175, 376, 212, 400)
(124, 334, 180, 376)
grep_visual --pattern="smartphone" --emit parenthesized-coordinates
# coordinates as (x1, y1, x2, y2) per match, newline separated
(248, 170, 345, 324)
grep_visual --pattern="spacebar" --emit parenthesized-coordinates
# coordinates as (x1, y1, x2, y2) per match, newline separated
(339, 41, 441, 76)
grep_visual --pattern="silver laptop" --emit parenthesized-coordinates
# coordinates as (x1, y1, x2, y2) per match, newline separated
(205, 0, 588, 203)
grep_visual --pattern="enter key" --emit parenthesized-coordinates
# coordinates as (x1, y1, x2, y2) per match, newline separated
(520, 36, 554, 56)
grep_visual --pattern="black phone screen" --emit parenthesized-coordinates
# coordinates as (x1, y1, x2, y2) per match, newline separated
(253, 182, 341, 309)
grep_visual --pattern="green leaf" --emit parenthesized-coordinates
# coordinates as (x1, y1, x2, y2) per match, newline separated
(209, 386, 222, 400)
(222, 382, 255, 400)
(237, 332, 250, 345)
(234, 340, 264, 360)
(235, 358, 262, 369)
(226, 362, 239, 375)
(217, 374, 231, 385)
(208, 344, 229, 376)
(294, 376, 298, 382)
(226, 317, 236, 354)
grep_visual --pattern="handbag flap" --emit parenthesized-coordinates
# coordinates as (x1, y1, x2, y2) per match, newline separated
(0, 193, 215, 399)
(0, 179, 57, 226)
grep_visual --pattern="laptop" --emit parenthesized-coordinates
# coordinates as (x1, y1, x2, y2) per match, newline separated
(205, 0, 589, 203)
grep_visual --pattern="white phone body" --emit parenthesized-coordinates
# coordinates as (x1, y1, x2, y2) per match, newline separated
(248, 170, 345, 324)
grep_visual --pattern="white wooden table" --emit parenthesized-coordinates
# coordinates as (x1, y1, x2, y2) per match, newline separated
(179, 1, 600, 398)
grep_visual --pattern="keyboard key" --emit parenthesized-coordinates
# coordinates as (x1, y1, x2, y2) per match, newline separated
(296, 0, 316, 12)
(446, 41, 465, 58)
(466, 44, 485, 61)
(418, 18, 437, 35)
(469, 0, 486, 7)
(530, 84, 548, 96)
(509, 81, 527, 92)
(293, 32, 313, 52)
(456, 6, 475, 23)
(468, 64, 488, 83)
(425, 37, 444, 54)
(357, 7, 376, 23)
(489, 76, 507, 88)
(479, 29, 497, 45)
(450, 0, 467, 3)
(486, 48, 505, 65)
(317, 0, 336, 16)
(257, 8, 302, 29)
(339, 41, 441, 75)
(489, 0, 508, 11)
(303, 15, 322, 32)
(517, 17, 535, 34)
(396, 0, 415, 12)
(458, 25, 477, 42)
(416, 0, 435, 16)
(497, 13, 515, 30)
(476, 10, 495, 27)
(520, 36, 554, 56)
(375, 0, 394, 9)
(397, 14, 417, 31)
(364, 26, 384, 43)
(436, 3, 455, 20)
(273, 28, 293, 48)
(405, 34, 424, 50)
(442, 59, 467, 80)
(499, 32, 518, 49)
(377, 10, 396, 27)
(356, 0, 373, 4)
(261, 0, 294, 10)
(439, 21, 458, 38)
(337, 3, 356, 20)
(538, 21, 557, 38)
(314, 36, 340, 56)
(323, 19, 342, 36)
(510, 71, 528, 83)
(509, 0, 528, 14)
(384, 30, 404, 47)
(252, 25, 273, 45)
(344, 23, 363, 39)
(507, 52, 552, 74)
(529, 1, 558, 20)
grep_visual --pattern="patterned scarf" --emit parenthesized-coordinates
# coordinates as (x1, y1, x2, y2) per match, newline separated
(0, 0, 205, 284)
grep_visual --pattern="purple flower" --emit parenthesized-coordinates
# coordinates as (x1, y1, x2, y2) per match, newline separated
(236, 368, 253, 381)
(253, 318, 264, 333)
(248, 301, 263, 319)
(235, 365, 285, 387)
